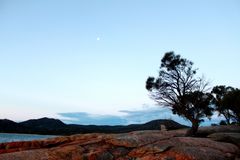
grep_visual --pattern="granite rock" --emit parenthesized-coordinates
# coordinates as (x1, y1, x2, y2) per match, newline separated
(0, 126, 239, 160)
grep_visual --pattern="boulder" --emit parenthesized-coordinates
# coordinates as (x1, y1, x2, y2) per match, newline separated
(197, 125, 240, 137)
(208, 132, 240, 147)
(129, 137, 239, 160)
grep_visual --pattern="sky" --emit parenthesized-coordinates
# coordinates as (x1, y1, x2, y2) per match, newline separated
(0, 0, 239, 126)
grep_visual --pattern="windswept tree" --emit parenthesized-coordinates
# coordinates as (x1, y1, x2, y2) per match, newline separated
(212, 86, 240, 124)
(146, 52, 213, 136)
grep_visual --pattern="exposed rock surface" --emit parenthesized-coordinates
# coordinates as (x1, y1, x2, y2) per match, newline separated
(0, 126, 239, 160)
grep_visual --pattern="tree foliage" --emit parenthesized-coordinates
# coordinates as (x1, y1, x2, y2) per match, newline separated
(212, 86, 240, 124)
(146, 52, 213, 135)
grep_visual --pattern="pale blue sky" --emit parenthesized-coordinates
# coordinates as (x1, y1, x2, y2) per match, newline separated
(0, 0, 239, 125)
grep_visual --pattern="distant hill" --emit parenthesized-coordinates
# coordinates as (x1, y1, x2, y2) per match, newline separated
(0, 117, 188, 135)
(0, 119, 27, 133)
(20, 117, 66, 129)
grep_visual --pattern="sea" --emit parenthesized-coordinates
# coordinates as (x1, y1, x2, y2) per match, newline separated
(0, 133, 57, 143)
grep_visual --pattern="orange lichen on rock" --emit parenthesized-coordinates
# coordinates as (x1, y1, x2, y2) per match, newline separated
(0, 126, 239, 160)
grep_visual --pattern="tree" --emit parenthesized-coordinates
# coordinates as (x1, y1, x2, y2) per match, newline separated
(222, 88, 240, 123)
(212, 86, 240, 124)
(211, 85, 234, 124)
(146, 52, 213, 136)
(219, 120, 227, 125)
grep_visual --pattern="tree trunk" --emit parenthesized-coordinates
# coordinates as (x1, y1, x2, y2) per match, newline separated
(186, 120, 199, 136)
(224, 115, 230, 125)
(223, 111, 231, 125)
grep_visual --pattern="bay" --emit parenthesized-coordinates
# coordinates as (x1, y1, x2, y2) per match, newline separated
(0, 133, 56, 143)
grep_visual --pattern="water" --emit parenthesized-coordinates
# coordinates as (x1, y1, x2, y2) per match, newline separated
(0, 133, 57, 143)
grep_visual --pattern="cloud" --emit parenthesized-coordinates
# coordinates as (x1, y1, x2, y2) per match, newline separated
(58, 112, 127, 125)
(119, 107, 183, 124)
(58, 106, 189, 126)
(58, 106, 224, 126)
(201, 112, 225, 126)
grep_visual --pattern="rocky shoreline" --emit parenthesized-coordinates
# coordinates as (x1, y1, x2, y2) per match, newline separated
(0, 125, 239, 160)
